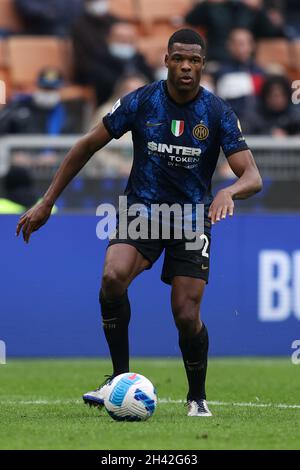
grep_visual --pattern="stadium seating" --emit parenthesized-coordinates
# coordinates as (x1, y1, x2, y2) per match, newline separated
(0, 0, 23, 34)
(137, 0, 192, 34)
(3, 36, 94, 111)
(109, 0, 137, 20)
(0, 39, 7, 67)
(137, 37, 168, 68)
(256, 39, 291, 72)
(138, 0, 192, 22)
(291, 40, 300, 72)
(6, 37, 69, 89)
(0, 39, 9, 98)
(0, 0, 298, 103)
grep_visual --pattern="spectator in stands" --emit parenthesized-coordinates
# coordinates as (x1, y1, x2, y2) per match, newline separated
(86, 73, 148, 177)
(185, 0, 232, 62)
(238, 0, 287, 37)
(285, 0, 300, 38)
(243, 75, 300, 135)
(0, 166, 36, 213)
(14, 0, 83, 36)
(185, 0, 286, 62)
(201, 71, 216, 93)
(73, 18, 154, 105)
(216, 28, 265, 123)
(0, 68, 83, 135)
(92, 72, 148, 125)
(72, 0, 119, 102)
(104, 22, 154, 94)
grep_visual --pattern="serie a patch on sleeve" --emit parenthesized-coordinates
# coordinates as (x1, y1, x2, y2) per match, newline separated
(111, 99, 121, 114)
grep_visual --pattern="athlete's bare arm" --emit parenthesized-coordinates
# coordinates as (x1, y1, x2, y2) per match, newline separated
(209, 149, 262, 224)
(16, 123, 112, 243)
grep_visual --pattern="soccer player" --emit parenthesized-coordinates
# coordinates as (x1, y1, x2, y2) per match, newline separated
(16, 29, 262, 417)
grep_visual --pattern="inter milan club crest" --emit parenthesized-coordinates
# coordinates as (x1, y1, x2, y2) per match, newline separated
(171, 120, 185, 137)
(193, 123, 209, 141)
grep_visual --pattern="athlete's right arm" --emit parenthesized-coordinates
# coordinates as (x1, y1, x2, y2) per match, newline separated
(16, 122, 112, 243)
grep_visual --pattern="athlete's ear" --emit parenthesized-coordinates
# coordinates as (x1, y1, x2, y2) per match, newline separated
(202, 56, 206, 69)
(164, 54, 169, 68)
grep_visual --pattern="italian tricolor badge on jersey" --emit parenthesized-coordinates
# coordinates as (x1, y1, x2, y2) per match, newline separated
(171, 120, 184, 137)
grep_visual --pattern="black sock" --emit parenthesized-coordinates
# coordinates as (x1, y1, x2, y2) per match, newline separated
(100, 289, 131, 376)
(179, 322, 209, 401)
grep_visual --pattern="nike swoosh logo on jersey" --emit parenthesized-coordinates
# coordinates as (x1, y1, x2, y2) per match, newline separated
(201, 265, 209, 271)
(146, 122, 164, 127)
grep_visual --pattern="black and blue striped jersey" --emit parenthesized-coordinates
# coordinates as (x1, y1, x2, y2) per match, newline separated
(103, 80, 248, 210)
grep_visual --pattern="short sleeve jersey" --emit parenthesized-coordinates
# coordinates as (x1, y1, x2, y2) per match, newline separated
(103, 80, 248, 211)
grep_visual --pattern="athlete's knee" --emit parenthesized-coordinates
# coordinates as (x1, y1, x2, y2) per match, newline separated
(172, 297, 201, 336)
(174, 313, 201, 337)
(101, 265, 129, 298)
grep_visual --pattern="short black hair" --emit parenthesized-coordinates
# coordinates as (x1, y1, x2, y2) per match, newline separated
(168, 29, 206, 54)
(261, 74, 291, 103)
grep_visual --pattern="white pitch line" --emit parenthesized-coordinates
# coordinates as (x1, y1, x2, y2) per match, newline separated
(1, 398, 300, 410)
(160, 399, 300, 409)
(0, 399, 82, 405)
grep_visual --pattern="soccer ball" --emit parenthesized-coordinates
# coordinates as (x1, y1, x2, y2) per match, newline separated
(104, 372, 157, 422)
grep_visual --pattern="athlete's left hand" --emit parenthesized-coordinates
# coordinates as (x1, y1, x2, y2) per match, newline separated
(208, 189, 234, 225)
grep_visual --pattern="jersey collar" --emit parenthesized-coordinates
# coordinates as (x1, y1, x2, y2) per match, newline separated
(163, 80, 203, 107)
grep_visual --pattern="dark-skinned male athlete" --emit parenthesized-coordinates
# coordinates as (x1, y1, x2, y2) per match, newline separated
(16, 29, 262, 417)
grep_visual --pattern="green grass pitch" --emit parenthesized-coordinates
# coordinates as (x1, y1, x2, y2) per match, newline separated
(0, 358, 299, 450)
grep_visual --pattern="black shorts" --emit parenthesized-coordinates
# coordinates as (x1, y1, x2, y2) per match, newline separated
(108, 216, 212, 285)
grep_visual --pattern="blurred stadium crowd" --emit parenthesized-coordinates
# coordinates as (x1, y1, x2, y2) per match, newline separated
(0, 0, 300, 212)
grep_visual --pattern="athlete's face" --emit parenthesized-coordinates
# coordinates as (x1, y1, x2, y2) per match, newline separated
(165, 43, 205, 93)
